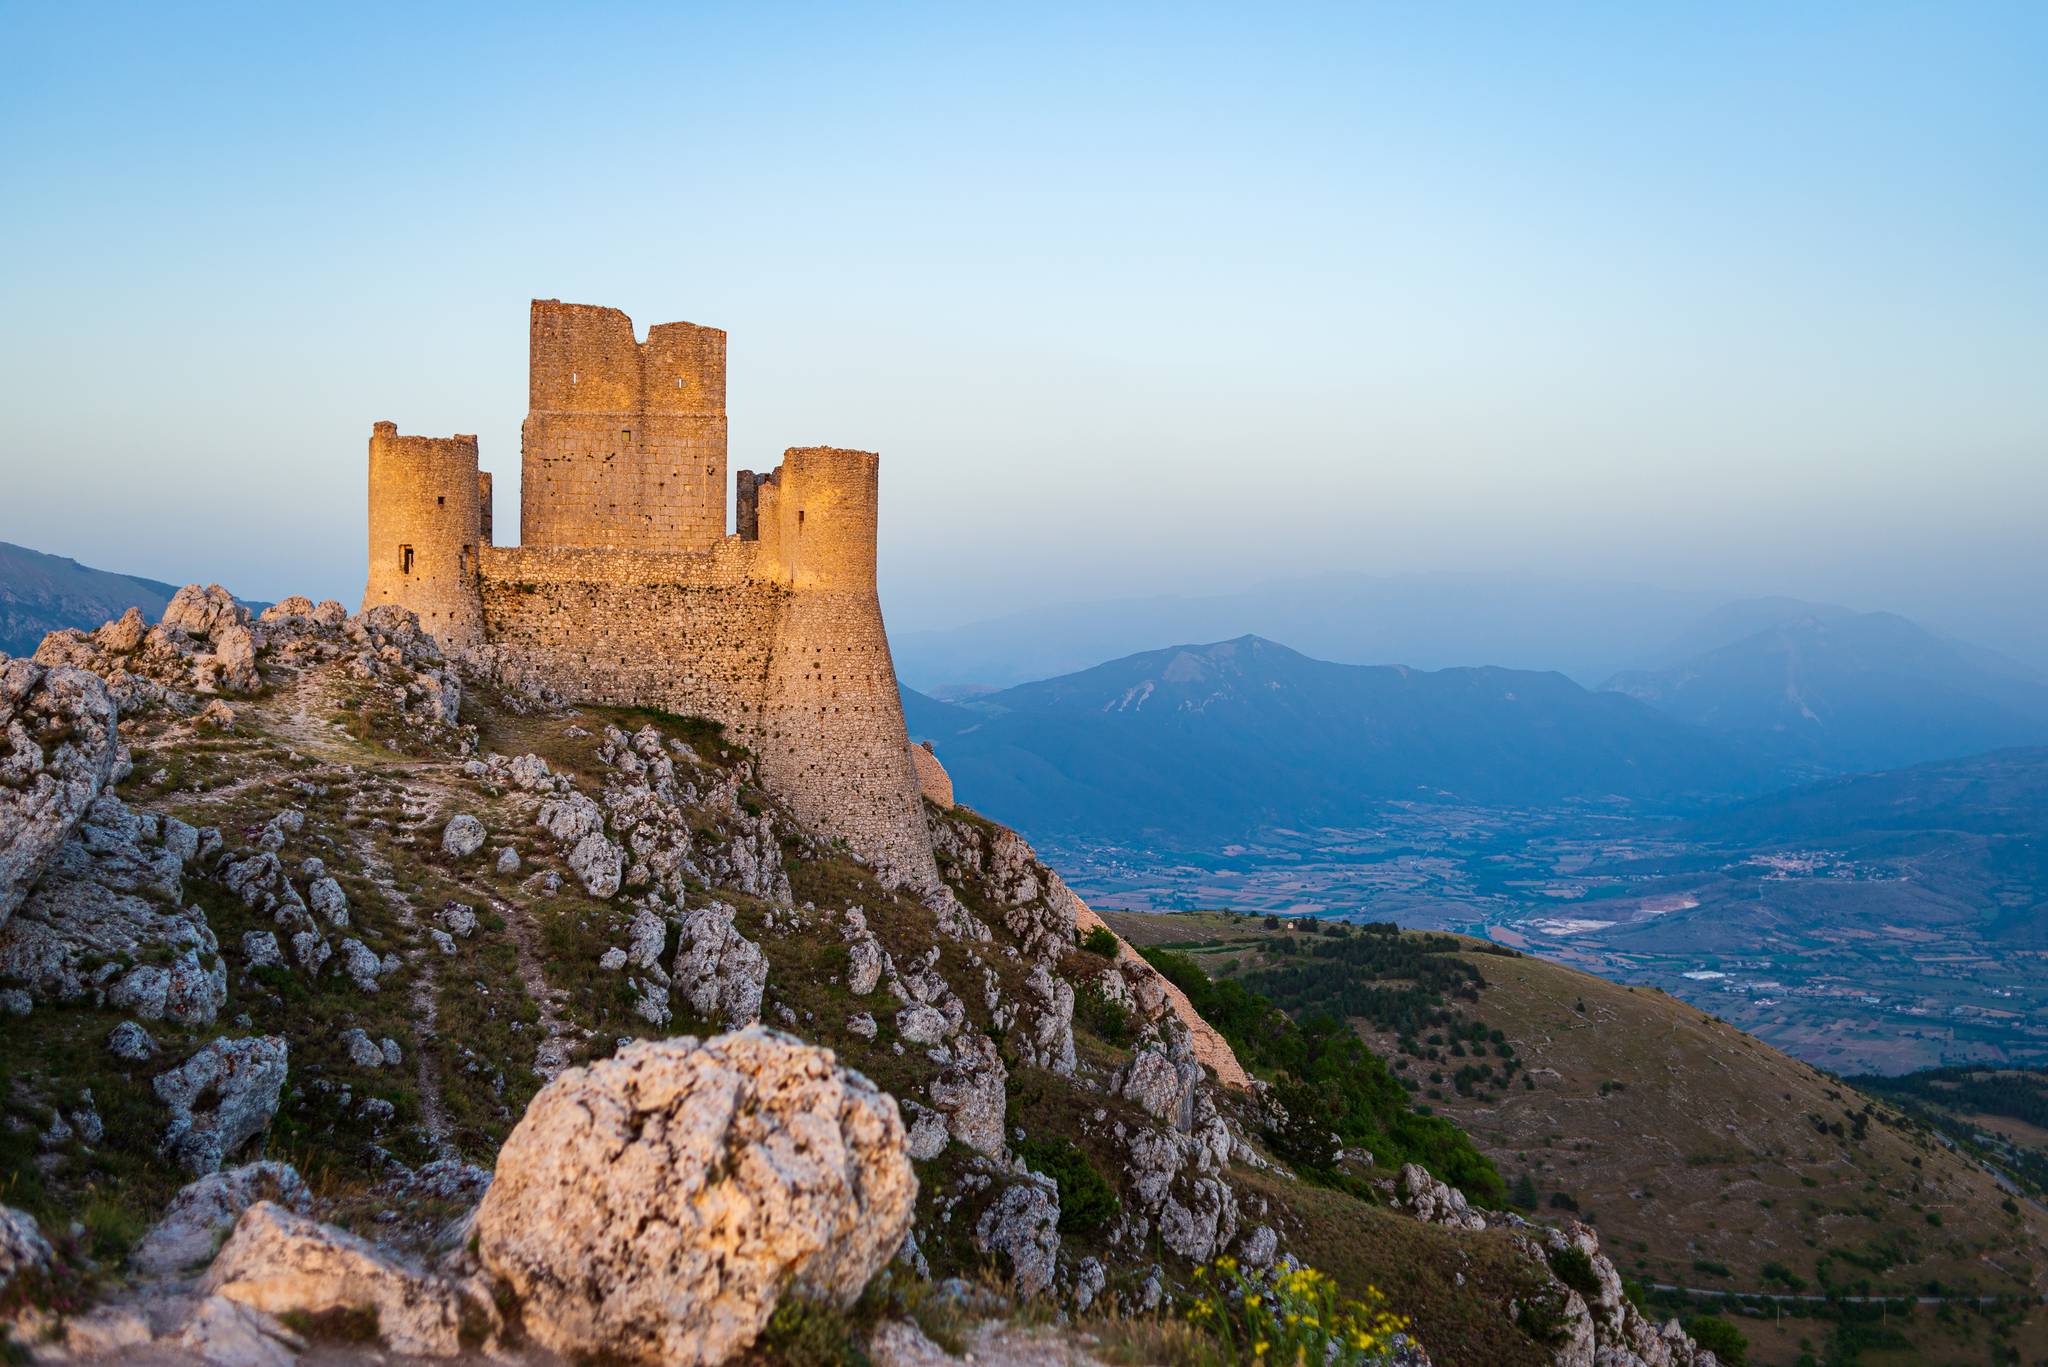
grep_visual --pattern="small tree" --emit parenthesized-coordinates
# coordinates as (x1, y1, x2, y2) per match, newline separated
(1682, 1314, 1748, 1366)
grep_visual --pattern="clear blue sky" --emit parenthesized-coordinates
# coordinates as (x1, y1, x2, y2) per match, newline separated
(2, 3, 2043, 659)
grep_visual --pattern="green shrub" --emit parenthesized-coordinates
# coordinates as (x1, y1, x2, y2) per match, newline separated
(1015, 1137, 1119, 1234)
(1186, 1257, 1409, 1365)
(1683, 1314, 1748, 1366)
(756, 1296, 873, 1367)
(1073, 985, 1131, 1045)
(1079, 925, 1120, 958)
(1548, 1245, 1602, 1299)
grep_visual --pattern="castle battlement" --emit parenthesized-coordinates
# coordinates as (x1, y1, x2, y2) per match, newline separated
(364, 302, 935, 887)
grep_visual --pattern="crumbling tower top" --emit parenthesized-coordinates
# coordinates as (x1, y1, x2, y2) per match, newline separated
(519, 300, 729, 552)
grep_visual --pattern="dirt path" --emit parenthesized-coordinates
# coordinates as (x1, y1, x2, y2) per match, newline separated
(346, 779, 457, 1159)
(492, 891, 577, 1080)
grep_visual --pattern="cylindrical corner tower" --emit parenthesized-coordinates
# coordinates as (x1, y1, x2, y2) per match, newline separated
(753, 444, 936, 889)
(363, 421, 486, 651)
(771, 447, 880, 591)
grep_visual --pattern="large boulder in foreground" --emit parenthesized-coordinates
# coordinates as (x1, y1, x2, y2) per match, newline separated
(202, 1202, 471, 1356)
(474, 1029, 917, 1367)
(0, 658, 124, 927)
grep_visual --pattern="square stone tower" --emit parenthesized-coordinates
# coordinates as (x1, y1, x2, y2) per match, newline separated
(519, 300, 728, 551)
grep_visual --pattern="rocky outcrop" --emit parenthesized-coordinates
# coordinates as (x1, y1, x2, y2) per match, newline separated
(1104, 1026, 1241, 1264)
(132, 1162, 312, 1277)
(1519, 1217, 1724, 1367)
(1114, 1039, 1205, 1131)
(0, 1205, 52, 1299)
(203, 1201, 474, 1356)
(474, 1029, 917, 1367)
(927, 1031, 1007, 1156)
(1013, 963, 1077, 1074)
(971, 1170, 1062, 1297)
(1396, 1163, 1488, 1233)
(0, 657, 125, 926)
(35, 584, 263, 703)
(0, 792, 224, 1021)
(670, 901, 768, 1028)
(1071, 894, 1249, 1091)
(155, 1036, 288, 1175)
(908, 741, 953, 809)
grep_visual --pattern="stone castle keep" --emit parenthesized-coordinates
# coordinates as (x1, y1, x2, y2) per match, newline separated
(363, 299, 938, 886)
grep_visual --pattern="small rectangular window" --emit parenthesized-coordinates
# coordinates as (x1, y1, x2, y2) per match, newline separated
(400, 545, 414, 574)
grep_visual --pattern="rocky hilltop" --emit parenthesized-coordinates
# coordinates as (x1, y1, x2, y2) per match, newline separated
(0, 588, 1724, 1366)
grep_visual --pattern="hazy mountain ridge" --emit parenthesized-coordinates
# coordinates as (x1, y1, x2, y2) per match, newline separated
(1603, 607, 2048, 774)
(894, 572, 1723, 692)
(906, 634, 1783, 848)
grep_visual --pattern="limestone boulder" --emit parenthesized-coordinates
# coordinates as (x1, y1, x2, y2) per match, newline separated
(132, 1161, 312, 1277)
(441, 813, 486, 858)
(927, 1031, 1007, 1156)
(670, 901, 766, 1028)
(896, 1002, 947, 1046)
(203, 1201, 472, 1356)
(107, 1019, 159, 1061)
(337, 936, 386, 992)
(845, 929, 886, 996)
(0, 1205, 52, 1299)
(474, 1029, 916, 1367)
(568, 831, 624, 899)
(156, 1036, 288, 1175)
(536, 791, 604, 844)
(171, 1294, 305, 1367)
(307, 875, 348, 926)
(971, 1171, 1061, 1297)
(0, 658, 125, 926)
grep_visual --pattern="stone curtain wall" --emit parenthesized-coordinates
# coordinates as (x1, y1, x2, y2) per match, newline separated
(477, 543, 779, 727)
(519, 301, 728, 552)
(363, 424, 485, 649)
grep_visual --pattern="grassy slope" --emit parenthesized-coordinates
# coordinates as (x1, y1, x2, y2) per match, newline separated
(1104, 911, 2048, 1363)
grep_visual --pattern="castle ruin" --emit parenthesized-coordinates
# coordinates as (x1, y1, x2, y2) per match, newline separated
(364, 300, 938, 887)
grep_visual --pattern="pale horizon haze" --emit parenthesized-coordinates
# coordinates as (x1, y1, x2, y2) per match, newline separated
(2, 3, 2043, 668)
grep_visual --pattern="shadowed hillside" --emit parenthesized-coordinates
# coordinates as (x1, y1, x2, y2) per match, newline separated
(0, 541, 181, 656)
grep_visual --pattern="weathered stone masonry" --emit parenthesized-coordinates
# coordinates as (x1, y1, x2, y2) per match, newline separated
(364, 301, 938, 887)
